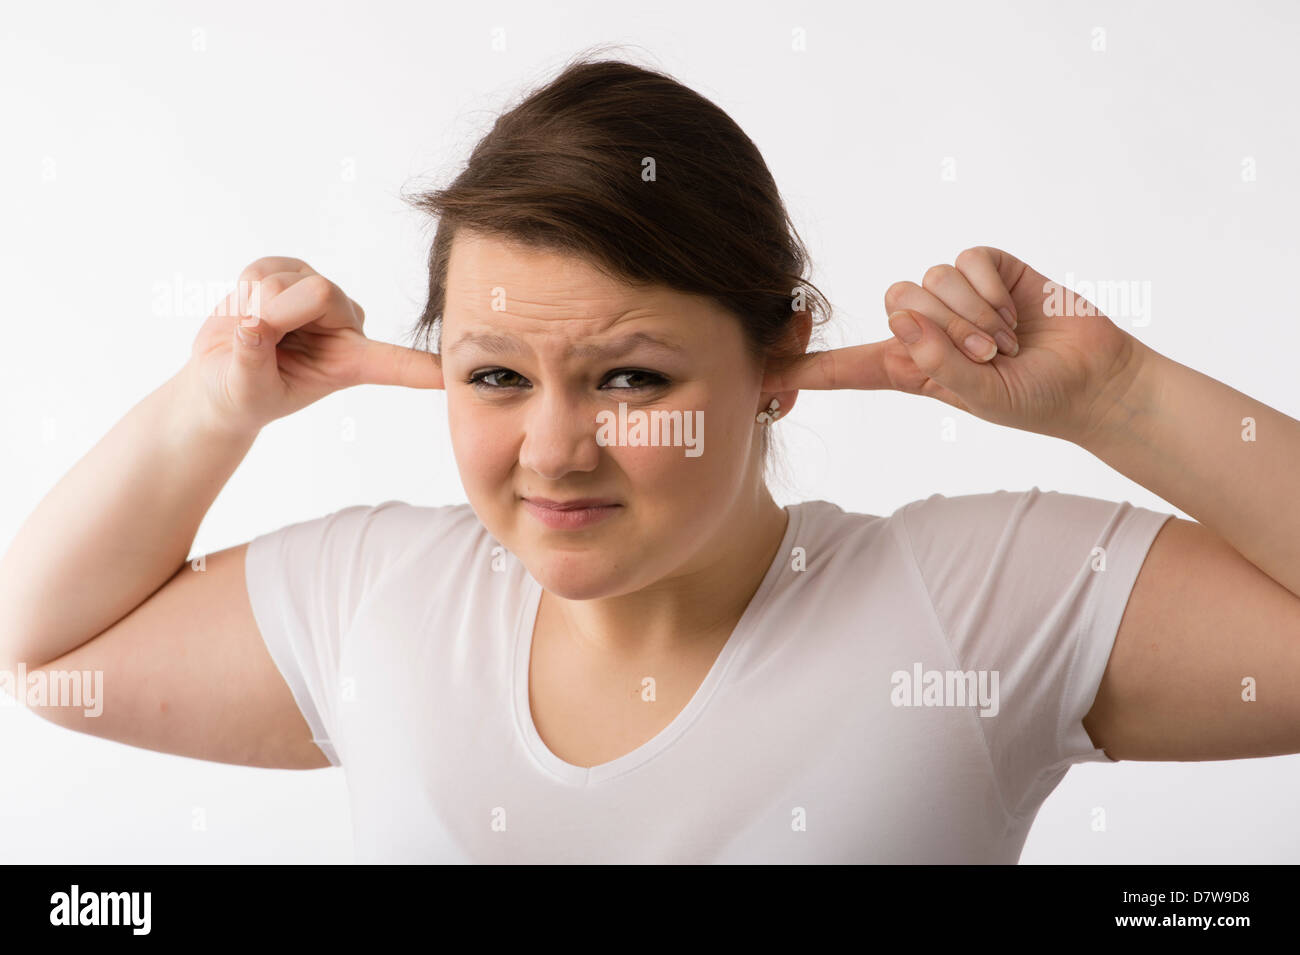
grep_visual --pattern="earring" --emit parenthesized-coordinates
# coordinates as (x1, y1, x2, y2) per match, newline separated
(756, 398, 781, 425)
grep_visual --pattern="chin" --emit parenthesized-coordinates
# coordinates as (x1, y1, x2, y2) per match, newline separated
(525, 550, 636, 601)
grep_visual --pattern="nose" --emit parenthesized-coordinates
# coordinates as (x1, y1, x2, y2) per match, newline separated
(517, 391, 603, 480)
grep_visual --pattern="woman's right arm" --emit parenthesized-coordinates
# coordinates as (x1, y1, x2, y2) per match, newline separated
(0, 369, 256, 674)
(0, 256, 443, 769)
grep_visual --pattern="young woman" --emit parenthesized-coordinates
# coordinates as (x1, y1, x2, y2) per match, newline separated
(3, 56, 1298, 864)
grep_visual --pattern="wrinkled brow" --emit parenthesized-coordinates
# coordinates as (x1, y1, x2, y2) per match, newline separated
(446, 331, 687, 360)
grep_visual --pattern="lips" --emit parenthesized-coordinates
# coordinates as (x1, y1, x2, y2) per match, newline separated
(522, 497, 620, 510)
(520, 497, 622, 530)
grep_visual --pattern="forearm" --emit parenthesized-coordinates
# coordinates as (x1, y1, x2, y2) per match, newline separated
(1079, 339, 1300, 599)
(0, 369, 257, 668)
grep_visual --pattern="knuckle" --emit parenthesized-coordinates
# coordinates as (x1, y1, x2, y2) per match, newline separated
(252, 272, 285, 294)
(300, 273, 338, 310)
(977, 304, 1003, 329)
(944, 314, 972, 338)
(239, 256, 313, 285)
(955, 247, 985, 269)
(922, 264, 954, 289)
(238, 259, 271, 284)
(884, 280, 916, 310)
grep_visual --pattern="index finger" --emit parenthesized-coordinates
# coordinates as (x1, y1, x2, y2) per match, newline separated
(761, 341, 895, 392)
(357, 341, 444, 389)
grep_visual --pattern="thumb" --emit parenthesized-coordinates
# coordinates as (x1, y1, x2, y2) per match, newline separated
(232, 317, 275, 377)
(887, 309, 997, 408)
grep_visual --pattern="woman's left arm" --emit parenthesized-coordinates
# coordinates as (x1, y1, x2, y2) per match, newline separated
(1081, 340, 1300, 600)
(1071, 339, 1300, 761)
(765, 246, 1300, 761)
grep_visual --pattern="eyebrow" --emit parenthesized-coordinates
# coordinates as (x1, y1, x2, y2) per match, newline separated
(445, 330, 687, 360)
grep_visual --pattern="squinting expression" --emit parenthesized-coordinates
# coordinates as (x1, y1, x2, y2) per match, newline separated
(440, 229, 769, 601)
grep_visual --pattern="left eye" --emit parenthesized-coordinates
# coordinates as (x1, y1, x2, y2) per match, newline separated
(603, 370, 667, 390)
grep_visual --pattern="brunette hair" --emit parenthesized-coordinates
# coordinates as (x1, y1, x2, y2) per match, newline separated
(401, 46, 832, 473)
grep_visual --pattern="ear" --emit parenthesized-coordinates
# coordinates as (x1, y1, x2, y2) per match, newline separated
(760, 309, 813, 420)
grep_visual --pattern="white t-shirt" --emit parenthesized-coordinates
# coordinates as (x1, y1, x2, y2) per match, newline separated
(243, 487, 1173, 863)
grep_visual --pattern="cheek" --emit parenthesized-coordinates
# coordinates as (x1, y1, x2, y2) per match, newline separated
(446, 388, 756, 493)
(447, 400, 516, 482)
(610, 392, 754, 494)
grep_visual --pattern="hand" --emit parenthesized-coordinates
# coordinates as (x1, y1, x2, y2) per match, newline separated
(185, 256, 444, 436)
(762, 246, 1148, 445)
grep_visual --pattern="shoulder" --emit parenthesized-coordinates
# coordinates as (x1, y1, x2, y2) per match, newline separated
(352, 499, 498, 563)
(893, 485, 1060, 533)
(769, 489, 1164, 564)
(786, 498, 885, 552)
(785, 490, 1083, 565)
(792, 488, 1173, 635)
(886, 486, 1174, 650)
(247, 498, 499, 577)
(781, 498, 914, 582)
(890, 485, 1165, 558)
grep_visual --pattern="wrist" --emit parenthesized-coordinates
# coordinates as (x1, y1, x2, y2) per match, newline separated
(1072, 334, 1165, 455)
(164, 366, 262, 448)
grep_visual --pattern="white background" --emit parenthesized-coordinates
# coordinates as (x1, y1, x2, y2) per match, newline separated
(2, 0, 1297, 863)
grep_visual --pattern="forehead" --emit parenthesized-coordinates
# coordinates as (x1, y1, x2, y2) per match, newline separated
(444, 229, 691, 323)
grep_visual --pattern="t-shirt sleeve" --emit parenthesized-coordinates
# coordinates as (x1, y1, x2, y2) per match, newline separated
(893, 486, 1175, 818)
(242, 499, 414, 768)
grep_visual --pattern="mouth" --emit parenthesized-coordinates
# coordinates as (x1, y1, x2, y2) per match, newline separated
(521, 496, 623, 530)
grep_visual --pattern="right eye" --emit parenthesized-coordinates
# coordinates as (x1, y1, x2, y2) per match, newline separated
(466, 368, 529, 390)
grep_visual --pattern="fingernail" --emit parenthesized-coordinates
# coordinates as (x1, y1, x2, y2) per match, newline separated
(964, 333, 997, 361)
(994, 329, 1019, 355)
(999, 307, 1017, 330)
(889, 311, 922, 344)
(236, 323, 260, 347)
